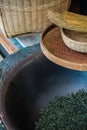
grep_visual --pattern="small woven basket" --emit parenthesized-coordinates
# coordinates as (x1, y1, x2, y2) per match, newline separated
(0, 0, 71, 37)
(61, 28, 87, 53)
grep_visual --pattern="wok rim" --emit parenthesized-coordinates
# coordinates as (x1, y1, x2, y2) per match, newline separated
(0, 51, 42, 130)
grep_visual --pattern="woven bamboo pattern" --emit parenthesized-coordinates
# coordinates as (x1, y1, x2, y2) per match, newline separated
(41, 24, 87, 71)
(61, 28, 87, 53)
(48, 10, 87, 33)
(0, 0, 71, 37)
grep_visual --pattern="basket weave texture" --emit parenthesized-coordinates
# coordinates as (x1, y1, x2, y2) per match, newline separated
(61, 28, 87, 53)
(0, 0, 71, 37)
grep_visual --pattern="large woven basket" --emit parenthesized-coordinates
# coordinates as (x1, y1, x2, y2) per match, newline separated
(0, 0, 71, 37)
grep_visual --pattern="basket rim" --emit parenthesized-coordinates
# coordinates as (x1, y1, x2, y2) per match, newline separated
(0, 0, 69, 11)
(60, 28, 87, 45)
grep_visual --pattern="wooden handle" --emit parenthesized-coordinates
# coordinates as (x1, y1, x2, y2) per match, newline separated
(0, 31, 18, 54)
(0, 15, 18, 54)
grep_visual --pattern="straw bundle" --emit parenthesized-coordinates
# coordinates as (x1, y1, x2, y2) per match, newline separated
(0, 0, 71, 37)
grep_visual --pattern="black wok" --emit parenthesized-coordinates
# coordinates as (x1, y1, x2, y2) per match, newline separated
(0, 47, 87, 130)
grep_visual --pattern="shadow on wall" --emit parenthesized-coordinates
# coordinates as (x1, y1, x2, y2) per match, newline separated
(69, 0, 87, 15)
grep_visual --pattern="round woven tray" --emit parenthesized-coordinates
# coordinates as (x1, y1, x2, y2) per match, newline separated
(40, 24, 87, 71)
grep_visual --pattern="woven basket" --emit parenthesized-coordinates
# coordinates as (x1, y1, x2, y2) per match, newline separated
(61, 28, 87, 53)
(0, 0, 71, 37)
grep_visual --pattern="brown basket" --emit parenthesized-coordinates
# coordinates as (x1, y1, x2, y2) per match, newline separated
(0, 0, 71, 37)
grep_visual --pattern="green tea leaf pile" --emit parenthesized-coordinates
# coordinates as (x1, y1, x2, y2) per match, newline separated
(35, 90, 87, 130)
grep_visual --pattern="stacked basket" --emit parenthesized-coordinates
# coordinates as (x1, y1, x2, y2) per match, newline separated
(48, 10, 87, 53)
(0, 0, 71, 37)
